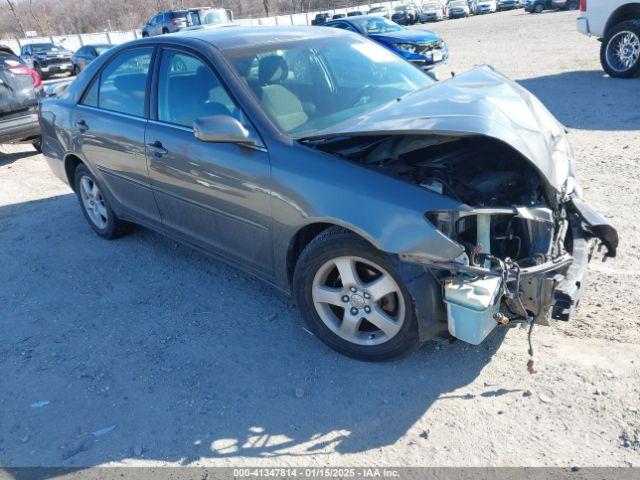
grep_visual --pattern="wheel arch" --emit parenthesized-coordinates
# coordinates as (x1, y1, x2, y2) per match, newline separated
(63, 153, 84, 191)
(605, 3, 640, 37)
(286, 221, 382, 289)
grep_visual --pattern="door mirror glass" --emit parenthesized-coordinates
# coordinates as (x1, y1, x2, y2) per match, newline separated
(194, 115, 258, 146)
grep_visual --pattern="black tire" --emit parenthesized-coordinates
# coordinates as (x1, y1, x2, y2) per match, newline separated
(565, 0, 579, 10)
(142, 31, 149, 38)
(600, 20, 640, 79)
(73, 64, 80, 76)
(32, 137, 42, 153)
(533, 3, 544, 13)
(33, 63, 46, 80)
(74, 163, 133, 240)
(162, 28, 169, 35)
(293, 227, 420, 361)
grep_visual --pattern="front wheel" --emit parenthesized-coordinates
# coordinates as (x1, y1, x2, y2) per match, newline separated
(293, 227, 419, 361)
(533, 4, 544, 13)
(74, 164, 133, 239)
(600, 21, 640, 78)
(33, 63, 46, 80)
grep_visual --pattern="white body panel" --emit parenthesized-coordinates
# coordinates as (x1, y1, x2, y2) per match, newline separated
(577, 0, 640, 38)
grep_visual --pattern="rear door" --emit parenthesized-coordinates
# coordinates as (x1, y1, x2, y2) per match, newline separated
(0, 50, 38, 118)
(146, 47, 273, 274)
(74, 46, 160, 223)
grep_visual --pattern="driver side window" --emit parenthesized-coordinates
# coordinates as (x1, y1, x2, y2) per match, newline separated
(157, 50, 242, 128)
(330, 22, 357, 32)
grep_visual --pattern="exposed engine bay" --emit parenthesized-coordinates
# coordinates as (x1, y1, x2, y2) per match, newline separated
(304, 133, 610, 347)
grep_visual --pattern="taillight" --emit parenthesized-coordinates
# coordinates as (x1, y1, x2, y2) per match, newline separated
(172, 19, 178, 25)
(8, 66, 42, 88)
(580, 0, 586, 11)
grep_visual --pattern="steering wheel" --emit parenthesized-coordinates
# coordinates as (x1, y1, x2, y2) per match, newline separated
(350, 84, 377, 107)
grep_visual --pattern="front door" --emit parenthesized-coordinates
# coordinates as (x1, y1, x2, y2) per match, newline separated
(74, 46, 160, 223)
(146, 48, 273, 274)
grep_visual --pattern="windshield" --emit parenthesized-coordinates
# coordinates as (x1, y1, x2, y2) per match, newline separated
(424, 2, 441, 9)
(94, 45, 112, 55)
(448, 1, 467, 6)
(32, 44, 65, 53)
(224, 36, 433, 138)
(356, 17, 404, 34)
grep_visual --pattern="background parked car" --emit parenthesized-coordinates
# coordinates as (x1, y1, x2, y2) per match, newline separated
(392, 4, 419, 25)
(71, 44, 112, 75)
(367, 6, 393, 18)
(525, 0, 578, 13)
(311, 12, 331, 25)
(577, 0, 640, 78)
(141, 8, 231, 36)
(347, 11, 364, 16)
(497, 0, 522, 10)
(447, 0, 471, 18)
(0, 45, 41, 149)
(332, 13, 346, 19)
(323, 15, 448, 71)
(19, 42, 73, 80)
(471, 0, 498, 14)
(421, 1, 446, 21)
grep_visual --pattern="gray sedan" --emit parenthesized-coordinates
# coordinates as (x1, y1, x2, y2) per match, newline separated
(39, 27, 617, 360)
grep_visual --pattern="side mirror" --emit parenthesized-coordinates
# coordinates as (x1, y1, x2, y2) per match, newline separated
(193, 115, 261, 148)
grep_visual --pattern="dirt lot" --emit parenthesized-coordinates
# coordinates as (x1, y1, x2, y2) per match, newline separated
(1, 8, 639, 469)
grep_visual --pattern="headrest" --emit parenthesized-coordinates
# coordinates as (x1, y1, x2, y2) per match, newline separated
(258, 55, 288, 85)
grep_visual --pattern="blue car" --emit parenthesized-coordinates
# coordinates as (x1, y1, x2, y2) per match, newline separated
(322, 15, 448, 71)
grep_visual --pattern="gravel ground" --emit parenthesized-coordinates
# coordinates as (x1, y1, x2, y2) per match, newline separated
(1, 9, 639, 469)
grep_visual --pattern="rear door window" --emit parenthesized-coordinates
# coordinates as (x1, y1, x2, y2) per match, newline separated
(81, 47, 153, 117)
(156, 49, 242, 128)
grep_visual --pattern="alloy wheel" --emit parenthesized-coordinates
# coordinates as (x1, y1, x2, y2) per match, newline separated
(79, 175, 108, 229)
(311, 256, 405, 346)
(606, 31, 640, 74)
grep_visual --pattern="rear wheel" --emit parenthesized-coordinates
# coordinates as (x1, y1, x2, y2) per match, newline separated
(74, 164, 133, 239)
(533, 3, 544, 13)
(293, 227, 419, 361)
(32, 138, 41, 153)
(565, 0, 579, 9)
(142, 31, 149, 38)
(162, 28, 169, 34)
(600, 21, 640, 78)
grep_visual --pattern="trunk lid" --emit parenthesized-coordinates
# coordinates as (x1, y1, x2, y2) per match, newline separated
(0, 52, 39, 117)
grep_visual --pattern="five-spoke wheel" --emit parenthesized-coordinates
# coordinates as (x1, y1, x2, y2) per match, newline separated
(294, 227, 418, 361)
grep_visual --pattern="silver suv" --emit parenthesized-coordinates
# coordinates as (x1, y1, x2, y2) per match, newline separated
(141, 8, 231, 37)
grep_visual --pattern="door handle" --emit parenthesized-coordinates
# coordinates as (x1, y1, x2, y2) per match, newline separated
(76, 120, 89, 132)
(147, 141, 168, 157)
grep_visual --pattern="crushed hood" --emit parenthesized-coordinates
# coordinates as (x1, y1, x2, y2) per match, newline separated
(304, 66, 574, 192)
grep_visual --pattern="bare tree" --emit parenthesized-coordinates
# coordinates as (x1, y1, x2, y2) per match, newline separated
(4, 0, 27, 37)
(262, 0, 269, 16)
(28, 0, 46, 35)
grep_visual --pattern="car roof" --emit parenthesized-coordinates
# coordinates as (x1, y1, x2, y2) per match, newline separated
(326, 14, 392, 25)
(177, 25, 352, 50)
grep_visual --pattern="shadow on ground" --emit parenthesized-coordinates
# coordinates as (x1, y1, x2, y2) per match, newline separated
(518, 70, 640, 131)
(0, 194, 506, 470)
(0, 149, 38, 167)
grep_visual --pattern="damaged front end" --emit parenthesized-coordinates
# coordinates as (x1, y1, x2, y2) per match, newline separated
(304, 132, 618, 345)
(301, 66, 618, 346)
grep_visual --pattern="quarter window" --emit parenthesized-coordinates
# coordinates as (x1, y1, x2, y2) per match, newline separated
(83, 47, 152, 117)
(157, 50, 241, 128)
